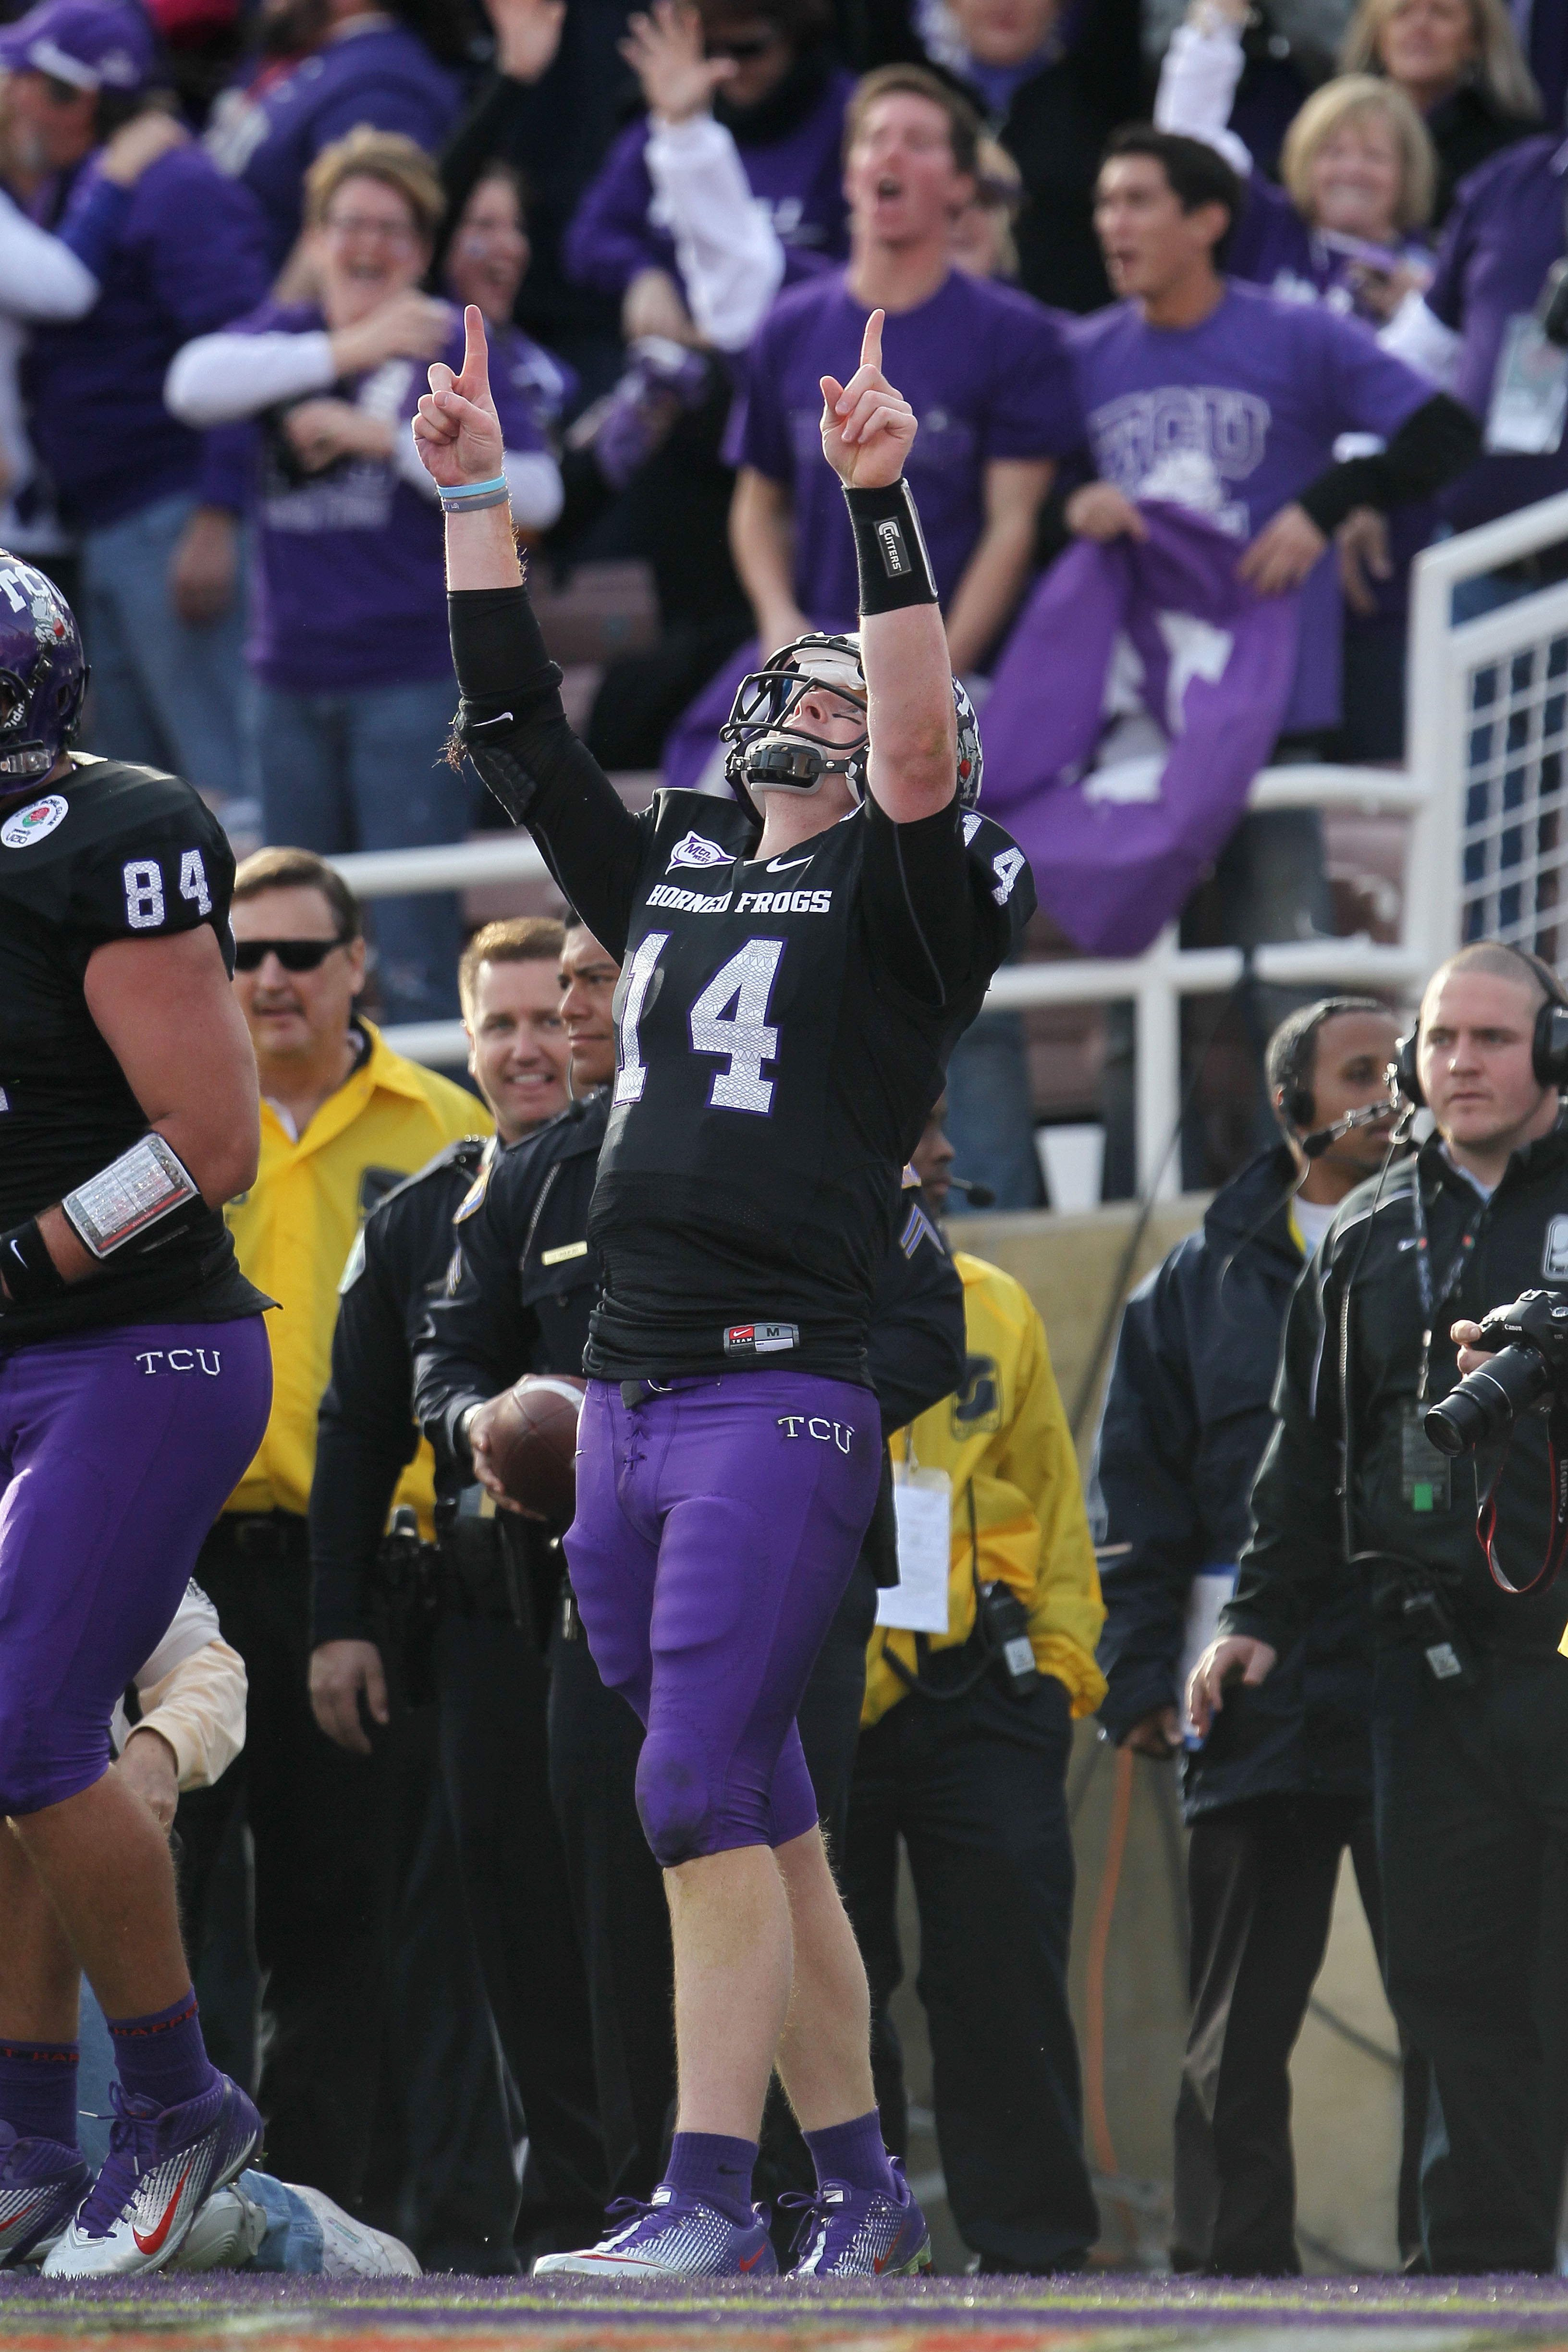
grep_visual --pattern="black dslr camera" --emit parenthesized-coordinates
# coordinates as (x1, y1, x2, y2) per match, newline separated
(1424, 1289, 1568, 1458)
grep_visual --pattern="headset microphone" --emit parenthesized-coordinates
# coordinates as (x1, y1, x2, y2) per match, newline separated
(1299, 1102, 1395, 1160)
(948, 1175, 996, 1207)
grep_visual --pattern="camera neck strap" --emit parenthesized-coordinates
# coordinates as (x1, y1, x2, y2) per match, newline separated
(1475, 1395, 1568, 1597)
(1409, 1170, 1480, 1401)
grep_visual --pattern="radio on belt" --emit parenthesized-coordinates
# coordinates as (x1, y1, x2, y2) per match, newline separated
(62, 1134, 201, 1259)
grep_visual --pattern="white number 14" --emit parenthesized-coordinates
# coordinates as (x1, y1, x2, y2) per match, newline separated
(615, 936, 786, 1115)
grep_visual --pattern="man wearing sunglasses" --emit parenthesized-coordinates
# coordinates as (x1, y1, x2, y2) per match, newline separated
(172, 845, 482, 2226)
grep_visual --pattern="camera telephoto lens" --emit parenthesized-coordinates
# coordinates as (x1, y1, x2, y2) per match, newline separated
(1425, 1344, 1556, 1458)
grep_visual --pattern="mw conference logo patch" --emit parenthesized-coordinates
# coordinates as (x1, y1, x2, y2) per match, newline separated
(667, 830, 731, 874)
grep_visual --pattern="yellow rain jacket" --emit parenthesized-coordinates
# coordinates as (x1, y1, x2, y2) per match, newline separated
(864, 1250, 1106, 1728)
(223, 1021, 488, 1527)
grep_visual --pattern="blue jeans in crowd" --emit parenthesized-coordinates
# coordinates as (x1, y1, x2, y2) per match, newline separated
(80, 492, 250, 812)
(250, 675, 469, 1027)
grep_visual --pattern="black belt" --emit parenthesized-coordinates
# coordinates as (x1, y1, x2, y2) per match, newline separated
(209, 1510, 308, 1560)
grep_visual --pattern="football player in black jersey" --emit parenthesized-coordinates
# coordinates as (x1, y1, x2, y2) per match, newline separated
(0, 561, 273, 2275)
(416, 305, 1033, 2280)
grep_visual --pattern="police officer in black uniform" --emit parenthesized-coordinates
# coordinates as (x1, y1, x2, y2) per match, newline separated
(414, 914, 969, 2242)
(308, 924, 603, 2267)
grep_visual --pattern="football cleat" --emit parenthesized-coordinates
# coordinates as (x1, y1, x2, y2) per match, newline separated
(782, 2162, 932, 2277)
(41, 2073, 261, 2277)
(532, 2188, 778, 2279)
(0, 2123, 90, 2269)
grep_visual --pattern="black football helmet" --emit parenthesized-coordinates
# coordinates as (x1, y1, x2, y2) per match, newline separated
(720, 632, 984, 825)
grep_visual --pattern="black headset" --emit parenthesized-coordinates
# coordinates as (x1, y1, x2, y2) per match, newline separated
(1394, 943, 1568, 1106)
(1280, 996, 1383, 1134)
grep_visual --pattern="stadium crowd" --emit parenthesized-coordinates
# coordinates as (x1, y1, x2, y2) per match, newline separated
(7, 0, 1568, 2291)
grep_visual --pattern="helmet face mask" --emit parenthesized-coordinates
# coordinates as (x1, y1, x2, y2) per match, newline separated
(0, 559, 86, 789)
(720, 631, 986, 825)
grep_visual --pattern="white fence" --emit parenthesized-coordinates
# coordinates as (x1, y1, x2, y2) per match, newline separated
(334, 489, 1568, 1199)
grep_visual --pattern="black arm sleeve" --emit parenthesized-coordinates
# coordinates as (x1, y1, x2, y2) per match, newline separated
(449, 585, 650, 958)
(309, 1236, 420, 1648)
(413, 1160, 541, 1473)
(866, 1213, 966, 1437)
(1296, 393, 1482, 534)
(858, 791, 983, 1007)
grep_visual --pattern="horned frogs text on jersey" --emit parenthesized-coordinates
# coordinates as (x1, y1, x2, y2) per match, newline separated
(465, 676, 1032, 1383)
(0, 754, 261, 1345)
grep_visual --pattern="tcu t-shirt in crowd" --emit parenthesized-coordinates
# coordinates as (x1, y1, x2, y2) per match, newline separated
(733, 268, 1078, 627)
(219, 301, 545, 694)
(205, 21, 460, 272)
(1422, 134, 1568, 532)
(564, 64, 854, 300)
(1063, 282, 1431, 730)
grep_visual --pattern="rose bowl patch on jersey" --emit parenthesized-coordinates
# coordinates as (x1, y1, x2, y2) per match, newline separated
(0, 793, 68, 849)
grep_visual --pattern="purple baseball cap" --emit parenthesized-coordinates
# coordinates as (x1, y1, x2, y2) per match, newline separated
(0, 0, 157, 90)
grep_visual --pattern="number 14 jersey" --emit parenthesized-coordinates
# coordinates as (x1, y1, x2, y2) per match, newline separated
(470, 703, 1034, 1383)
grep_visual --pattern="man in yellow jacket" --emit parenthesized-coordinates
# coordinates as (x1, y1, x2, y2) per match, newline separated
(175, 847, 490, 2216)
(843, 1100, 1105, 2277)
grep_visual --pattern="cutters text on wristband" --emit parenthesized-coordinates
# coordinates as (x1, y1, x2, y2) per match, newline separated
(843, 478, 939, 615)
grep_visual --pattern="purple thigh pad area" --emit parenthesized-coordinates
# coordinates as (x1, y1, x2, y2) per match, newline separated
(564, 1373, 880, 1865)
(0, 1317, 272, 1815)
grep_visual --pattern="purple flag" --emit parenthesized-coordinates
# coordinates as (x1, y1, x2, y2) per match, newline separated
(979, 503, 1302, 956)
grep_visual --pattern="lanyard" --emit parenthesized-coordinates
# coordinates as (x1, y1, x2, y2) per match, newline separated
(1409, 1170, 1480, 1401)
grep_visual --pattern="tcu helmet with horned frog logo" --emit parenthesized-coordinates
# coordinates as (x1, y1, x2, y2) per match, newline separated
(0, 553, 86, 784)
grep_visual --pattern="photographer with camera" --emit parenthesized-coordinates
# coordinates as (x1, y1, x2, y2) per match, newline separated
(1189, 941, 1568, 2274)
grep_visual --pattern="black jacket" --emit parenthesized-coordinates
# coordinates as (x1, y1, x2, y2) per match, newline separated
(1227, 1120, 1568, 1666)
(1093, 1145, 1373, 1817)
(310, 1134, 489, 1648)
(414, 1089, 968, 1475)
(1426, 82, 1537, 226)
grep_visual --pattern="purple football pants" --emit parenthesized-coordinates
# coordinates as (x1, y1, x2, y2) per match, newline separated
(0, 1318, 272, 1815)
(565, 1374, 881, 1866)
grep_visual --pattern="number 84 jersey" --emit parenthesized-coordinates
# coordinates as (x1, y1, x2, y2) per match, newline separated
(582, 786, 1034, 1387)
(0, 754, 241, 1337)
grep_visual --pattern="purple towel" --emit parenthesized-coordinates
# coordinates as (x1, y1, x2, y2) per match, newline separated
(980, 503, 1301, 956)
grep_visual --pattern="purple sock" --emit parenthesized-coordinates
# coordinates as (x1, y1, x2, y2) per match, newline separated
(105, 1989, 214, 2112)
(662, 2130, 758, 2226)
(0, 2039, 78, 2146)
(805, 2109, 896, 2198)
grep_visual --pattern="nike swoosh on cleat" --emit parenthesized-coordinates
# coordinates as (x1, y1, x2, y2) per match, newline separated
(738, 2247, 766, 2270)
(0, 2196, 42, 2240)
(132, 2158, 195, 2256)
(764, 855, 812, 873)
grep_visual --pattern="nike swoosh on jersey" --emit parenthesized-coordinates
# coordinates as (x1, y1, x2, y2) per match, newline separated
(132, 2157, 196, 2255)
(764, 855, 812, 873)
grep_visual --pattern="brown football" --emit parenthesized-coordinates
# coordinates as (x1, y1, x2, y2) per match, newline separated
(484, 1375, 587, 1524)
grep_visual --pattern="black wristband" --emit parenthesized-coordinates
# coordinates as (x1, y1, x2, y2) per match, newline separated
(0, 1218, 66, 1309)
(844, 479, 939, 615)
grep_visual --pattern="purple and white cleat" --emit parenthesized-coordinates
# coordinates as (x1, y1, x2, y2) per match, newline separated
(41, 2073, 261, 2278)
(532, 2188, 778, 2279)
(0, 2123, 90, 2269)
(783, 2162, 932, 2277)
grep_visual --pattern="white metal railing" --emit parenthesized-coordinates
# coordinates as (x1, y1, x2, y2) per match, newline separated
(331, 492, 1568, 1198)
(337, 762, 1434, 1200)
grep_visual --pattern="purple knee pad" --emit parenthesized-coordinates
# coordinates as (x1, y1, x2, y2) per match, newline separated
(566, 1374, 880, 1867)
(0, 1318, 272, 1815)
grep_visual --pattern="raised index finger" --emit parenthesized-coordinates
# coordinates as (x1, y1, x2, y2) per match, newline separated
(458, 303, 491, 399)
(860, 307, 884, 376)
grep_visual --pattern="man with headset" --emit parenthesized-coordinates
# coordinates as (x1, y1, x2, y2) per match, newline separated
(1191, 942, 1568, 2274)
(1095, 997, 1411, 2276)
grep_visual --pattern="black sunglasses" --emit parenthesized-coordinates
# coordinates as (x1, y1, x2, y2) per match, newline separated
(233, 935, 351, 973)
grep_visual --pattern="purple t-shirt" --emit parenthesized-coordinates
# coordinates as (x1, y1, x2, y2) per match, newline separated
(1063, 282, 1431, 729)
(563, 69, 853, 304)
(490, 320, 579, 441)
(1424, 133, 1568, 532)
(733, 268, 1078, 629)
(1229, 172, 1428, 324)
(225, 300, 545, 694)
(205, 25, 460, 272)
(26, 145, 270, 530)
